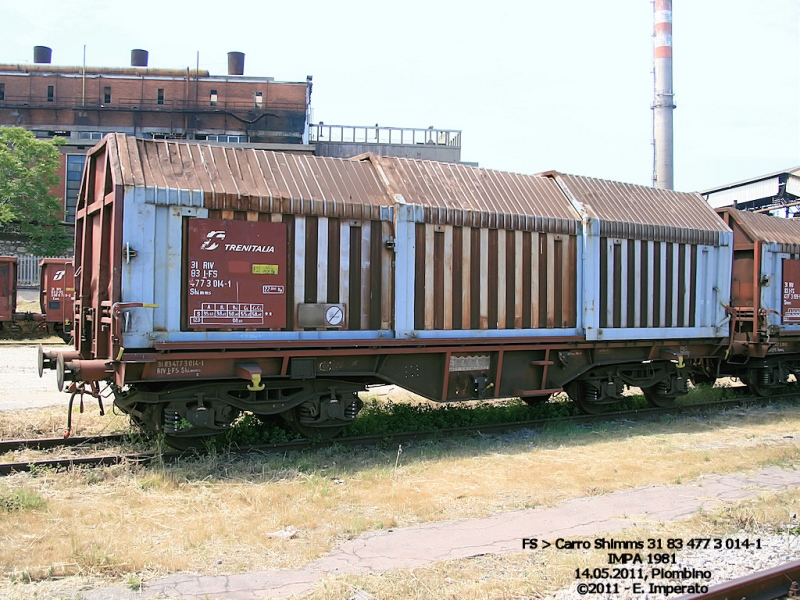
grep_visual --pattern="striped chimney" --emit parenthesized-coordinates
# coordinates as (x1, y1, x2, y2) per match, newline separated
(652, 0, 675, 190)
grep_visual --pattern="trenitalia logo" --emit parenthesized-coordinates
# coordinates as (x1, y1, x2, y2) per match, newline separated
(200, 230, 276, 253)
(224, 244, 276, 253)
(201, 231, 227, 251)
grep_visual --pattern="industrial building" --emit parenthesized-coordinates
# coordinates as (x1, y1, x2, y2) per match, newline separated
(0, 46, 463, 234)
(0, 47, 312, 226)
(702, 167, 800, 215)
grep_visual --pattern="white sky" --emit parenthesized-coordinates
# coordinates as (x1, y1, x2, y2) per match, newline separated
(1, 0, 797, 192)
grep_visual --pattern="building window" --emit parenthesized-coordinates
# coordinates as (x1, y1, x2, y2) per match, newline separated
(206, 135, 248, 143)
(210, 89, 218, 106)
(103, 86, 111, 104)
(0, 83, 6, 101)
(47, 86, 54, 102)
(78, 132, 103, 140)
(255, 91, 263, 108)
(157, 88, 164, 105)
(65, 155, 86, 223)
(148, 132, 186, 140)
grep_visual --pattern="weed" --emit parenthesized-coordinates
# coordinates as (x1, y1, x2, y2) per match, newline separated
(225, 413, 301, 446)
(137, 475, 164, 491)
(26, 463, 55, 479)
(127, 576, 143, 590)
(0, 487, 46, 512)
(71, 539, 114, 569)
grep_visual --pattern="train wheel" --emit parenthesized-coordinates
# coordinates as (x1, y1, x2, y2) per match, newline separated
(567, 382, 606, 415)
(743, 380, 782, 398)
(743, 369, 788, 398)
(287, 405, 345, 439)
(284, 392, 362, 439)
(642, 383, 676, 408)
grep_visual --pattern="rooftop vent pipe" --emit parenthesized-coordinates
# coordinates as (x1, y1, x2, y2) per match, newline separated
(33, 46, 52, 64)
(227, 51, 245, 75)
(131, 49, 149, 67)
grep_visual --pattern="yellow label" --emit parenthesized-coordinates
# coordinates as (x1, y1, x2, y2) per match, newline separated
(252, 264, 279, 275)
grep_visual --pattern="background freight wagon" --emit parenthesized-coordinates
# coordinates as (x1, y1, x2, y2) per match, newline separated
(54, 134, 734, 444)
(714, 208, 800, 395)
(0, 257, 73, 340)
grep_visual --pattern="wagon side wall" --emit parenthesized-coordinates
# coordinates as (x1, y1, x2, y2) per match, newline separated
(116, 191, 588, 348)
(761, 243, 800, 331)
(583, 222, 731, 341)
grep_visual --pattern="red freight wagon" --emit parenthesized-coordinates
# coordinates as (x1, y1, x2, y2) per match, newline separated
(0, 256, 17, 323)
(39, 258, 74, 340)
(714, 208, 800, 394)
(43, 134, 736, 448)
(0, 257, 73, 341)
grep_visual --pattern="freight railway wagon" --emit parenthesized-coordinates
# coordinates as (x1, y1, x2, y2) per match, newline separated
(711, 208, 800, 394)
(0, 257, 74, 341)
(38, 134, 745, 447)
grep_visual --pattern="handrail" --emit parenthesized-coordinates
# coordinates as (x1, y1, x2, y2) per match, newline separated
(308, 123, 461, 148)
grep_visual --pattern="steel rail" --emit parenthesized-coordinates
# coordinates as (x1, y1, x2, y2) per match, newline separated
(1, 392, 795, 476)
(0, 433, 131, 453)
(676, 558, 800, 600)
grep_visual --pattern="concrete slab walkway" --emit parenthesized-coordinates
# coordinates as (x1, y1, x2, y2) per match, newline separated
(83, 465, 800, 600)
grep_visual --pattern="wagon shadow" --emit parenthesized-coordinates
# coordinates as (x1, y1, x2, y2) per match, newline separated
(158, 400, 800, 485)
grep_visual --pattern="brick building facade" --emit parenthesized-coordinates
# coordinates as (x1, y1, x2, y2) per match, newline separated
(0, 48, 313, 223)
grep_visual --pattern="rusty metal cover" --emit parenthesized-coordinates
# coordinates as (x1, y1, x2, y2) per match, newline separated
(103, 136, 582, 233)
(367, 155, 579, 234)
(783, 259, 800, 323)
(110, 134, 390, 220)
(186, 219, 287, 329)
(718, 207, 800, 253)
(550, 173, 730, 245)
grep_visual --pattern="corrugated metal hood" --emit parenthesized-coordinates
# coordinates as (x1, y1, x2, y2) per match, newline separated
(358, 154, 580, 234)
(103, 136, 584, 232)
(547, 172, 730, 245)
(718, 207, 800, 253)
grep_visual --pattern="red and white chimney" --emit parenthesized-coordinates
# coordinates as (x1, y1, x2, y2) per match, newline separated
(653, 0, 675, 190)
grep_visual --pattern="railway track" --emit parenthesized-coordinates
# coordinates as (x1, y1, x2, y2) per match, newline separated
(0, 433, 130, 453)
(1, 392, 794, 476)
(677, 558, 800, 600)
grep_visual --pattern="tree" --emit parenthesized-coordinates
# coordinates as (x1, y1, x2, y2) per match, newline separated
(0, 127, 71, 255)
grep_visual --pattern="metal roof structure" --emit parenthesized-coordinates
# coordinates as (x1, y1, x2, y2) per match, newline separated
(104, 136, 582, 231)
(702, 167, 800, 212)
(547, 172, 730, 245)
(99, 135, 731, 243)
(109, 134, 390, 220)
(365, 155, 579, 234)
(717, 206, 800, 253)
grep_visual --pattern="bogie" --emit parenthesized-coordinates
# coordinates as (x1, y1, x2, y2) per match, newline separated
(112, 379, 366, 448)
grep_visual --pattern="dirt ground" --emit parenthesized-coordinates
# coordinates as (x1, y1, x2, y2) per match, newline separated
(0, 344, 68, 411)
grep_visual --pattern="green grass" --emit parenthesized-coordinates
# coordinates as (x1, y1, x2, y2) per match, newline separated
(224, 413, 302, 446)
(342, 397, 577, 436)
(0, 487, 46, 513)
